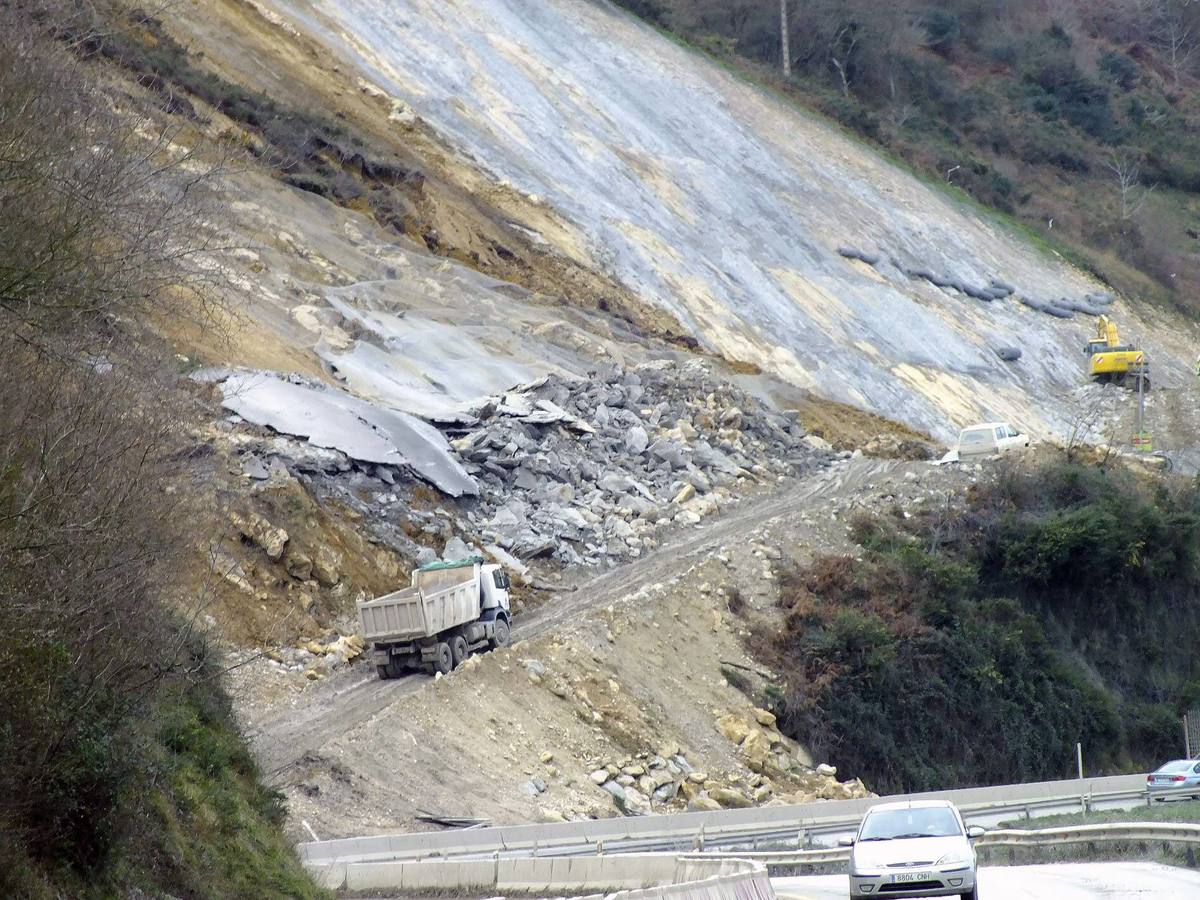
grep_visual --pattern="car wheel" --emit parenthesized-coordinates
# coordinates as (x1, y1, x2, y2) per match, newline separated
(961, 887, 979, 900)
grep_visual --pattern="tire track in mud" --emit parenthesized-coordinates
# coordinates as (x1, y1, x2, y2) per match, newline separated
(250, 457, 899, 782)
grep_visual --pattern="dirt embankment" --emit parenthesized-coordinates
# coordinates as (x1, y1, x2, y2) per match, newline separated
(231, 456, 987, 841)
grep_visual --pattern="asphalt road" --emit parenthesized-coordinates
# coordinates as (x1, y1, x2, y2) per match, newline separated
(775, 862, 1200, 899)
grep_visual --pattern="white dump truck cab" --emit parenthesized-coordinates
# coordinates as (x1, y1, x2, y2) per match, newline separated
(480, 563, 512, 613)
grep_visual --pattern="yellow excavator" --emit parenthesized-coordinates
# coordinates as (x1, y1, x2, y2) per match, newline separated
(1086, 315, 1149, 388)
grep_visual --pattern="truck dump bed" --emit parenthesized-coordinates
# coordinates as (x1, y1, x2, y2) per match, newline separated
(358, 563, 481, 644)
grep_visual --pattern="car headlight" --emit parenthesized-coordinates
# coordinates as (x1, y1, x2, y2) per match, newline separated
(936, 850, 972, 871)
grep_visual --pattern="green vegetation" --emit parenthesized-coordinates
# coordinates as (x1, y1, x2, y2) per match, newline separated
(1001, 799, 1200, 829)
(608, 1, 1200, 313)
(755, 457, 1200, 794)
(0, 4, 323, 896)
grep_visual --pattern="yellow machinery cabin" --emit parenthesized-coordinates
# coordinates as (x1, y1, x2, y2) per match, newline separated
(1086, 315, 1150, 387)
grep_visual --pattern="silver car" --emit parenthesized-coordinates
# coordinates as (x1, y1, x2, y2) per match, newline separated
(842, 799, 985, 900)
(1146, 759, 1200, 800)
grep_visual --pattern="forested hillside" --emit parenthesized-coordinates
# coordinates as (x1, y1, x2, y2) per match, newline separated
(757, 458, 1200, 794)
(614, 0, 1200, 312)
(0, 4, 323, 896)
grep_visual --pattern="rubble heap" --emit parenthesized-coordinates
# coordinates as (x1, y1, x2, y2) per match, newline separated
(450, 359, 827, 566)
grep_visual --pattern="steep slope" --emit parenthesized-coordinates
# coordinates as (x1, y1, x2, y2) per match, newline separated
(175, 0, 1197, 442)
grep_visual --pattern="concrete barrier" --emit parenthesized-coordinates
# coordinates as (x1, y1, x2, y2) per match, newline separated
(308, 852, 773, 898)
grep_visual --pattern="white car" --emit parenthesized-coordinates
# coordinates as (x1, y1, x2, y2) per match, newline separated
(842, 799, 985, 900)
(954, 421, 1030, 460)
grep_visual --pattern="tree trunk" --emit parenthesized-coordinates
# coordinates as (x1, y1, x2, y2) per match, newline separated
(780, 0, 791, 78)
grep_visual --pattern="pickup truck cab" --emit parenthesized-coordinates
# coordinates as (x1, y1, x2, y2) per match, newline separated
(956, 422, 1030, 459)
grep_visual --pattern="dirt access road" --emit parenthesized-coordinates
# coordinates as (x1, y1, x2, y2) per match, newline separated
(247, 456, 907, 783)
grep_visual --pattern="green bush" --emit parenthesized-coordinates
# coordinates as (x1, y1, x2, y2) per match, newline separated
(1100, 52, 1140, 92)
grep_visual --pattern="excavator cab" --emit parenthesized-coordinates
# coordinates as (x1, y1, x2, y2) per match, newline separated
(1086, 314, 1149, 388)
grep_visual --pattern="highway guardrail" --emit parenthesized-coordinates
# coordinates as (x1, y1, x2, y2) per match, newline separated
(298, 774, 1157, 864)
(683, 819, 1200, 869)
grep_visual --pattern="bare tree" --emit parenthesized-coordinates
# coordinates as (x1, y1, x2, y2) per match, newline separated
(829, 22, 860, 96)
(780, 0, 792, 77)
(1106, 150, 1156, 220)
(1154, 1, 1199, 84)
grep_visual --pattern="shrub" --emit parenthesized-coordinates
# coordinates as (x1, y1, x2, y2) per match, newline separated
(1100, 52, 1140, 91)
(922, 10, 960, 53)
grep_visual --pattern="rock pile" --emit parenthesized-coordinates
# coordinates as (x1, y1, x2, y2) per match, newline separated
(712, 709, 872, 805)
(450, 360, 824, 566)
(259, 632, 366, 680)
(585, 716, 872, 817)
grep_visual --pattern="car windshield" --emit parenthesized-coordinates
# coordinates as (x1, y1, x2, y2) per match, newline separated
(859, 807, 962, 841)
(1156, 761, 1194, 774)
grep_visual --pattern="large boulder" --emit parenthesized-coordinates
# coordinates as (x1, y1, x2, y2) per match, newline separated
(708, 787, 752, 809)
(231, 510, 289, 561)
(740, 729, 774, 772)
(716, 713, 752, 744)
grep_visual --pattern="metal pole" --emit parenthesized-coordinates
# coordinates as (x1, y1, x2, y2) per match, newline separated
(1077, 742, 1084, 780)
(1186, 714, 1192, 759)
(1138, 364, 1145, 440)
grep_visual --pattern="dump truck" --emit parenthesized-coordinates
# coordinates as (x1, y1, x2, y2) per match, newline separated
(358, 556, 512, 679)
(1086, 314, 1150, 388)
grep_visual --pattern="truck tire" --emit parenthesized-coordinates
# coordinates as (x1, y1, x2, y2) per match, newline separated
(488, 616, 511, 650)
(432, 642, 453, 676)
(376, 664, 392, 680)
(449, 634, 468, 668)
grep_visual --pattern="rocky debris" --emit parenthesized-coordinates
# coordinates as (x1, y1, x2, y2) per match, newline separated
(994, 346, 1022, 362)
(859, 434, 936, 461)
(262, 632, 365, 679)
(449, 360, 824, 566)
(711, 710, 874, 805)
(231, 510, 289, 561)
(581, 708, 874, 817)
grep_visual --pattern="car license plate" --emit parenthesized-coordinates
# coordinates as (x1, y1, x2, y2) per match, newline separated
(892, 872, 931, 883)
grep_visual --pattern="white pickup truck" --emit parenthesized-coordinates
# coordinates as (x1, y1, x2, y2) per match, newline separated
(950, 421, 1031, 460)
(358, 557, 512, 679)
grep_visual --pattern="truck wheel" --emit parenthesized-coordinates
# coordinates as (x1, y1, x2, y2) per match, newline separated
(432, 642, 453, 676)
(449, 635, 468, 668)
(488, 617, 511, 650)
(376, 664, 392, 680)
